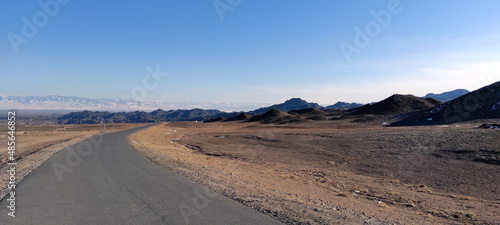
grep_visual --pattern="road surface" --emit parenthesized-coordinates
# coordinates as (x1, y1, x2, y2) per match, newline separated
(0, 126, 282, 225)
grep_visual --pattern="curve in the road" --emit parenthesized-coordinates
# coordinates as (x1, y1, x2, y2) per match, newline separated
(0, 125, 282, 225)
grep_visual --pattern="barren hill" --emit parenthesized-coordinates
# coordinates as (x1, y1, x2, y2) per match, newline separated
(250, 98, 322, 115)
(326, 101, 363, 110)
(257, 108, 288, 123)
(249, 108, 302, 124)
(392, 81, 500, 126)
(288, 108, 327, 117)
(288, 108, 328, 120)
(225, 113, 252, 121)
(350, 94, 442, 116)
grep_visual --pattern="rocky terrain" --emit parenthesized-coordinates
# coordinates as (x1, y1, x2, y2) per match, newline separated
(392, 81, 500, 126)
(2, 82, 499, 224)
(130, 120, 500, 224)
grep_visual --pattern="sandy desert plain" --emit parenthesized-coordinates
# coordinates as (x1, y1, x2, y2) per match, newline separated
(130, 119, 500, 225)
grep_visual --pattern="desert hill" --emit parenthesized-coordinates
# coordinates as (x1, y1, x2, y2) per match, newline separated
(250, 98, 323, 115)
(392, 81, 500, 126)
(288, 108, 328, 120)
(326, 101, 363, 110)
(249, 108, 303, 124)
(350, 94, 442, 116)
(289, 108, 327, 116)
(224, 113, 252, 121)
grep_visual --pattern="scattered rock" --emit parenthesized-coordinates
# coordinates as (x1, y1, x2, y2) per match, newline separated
(405, 202, 416, 208)
(479, 124, 500, 129)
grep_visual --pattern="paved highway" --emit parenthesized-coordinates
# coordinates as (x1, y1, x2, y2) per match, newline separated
(0, 126, 282, 224)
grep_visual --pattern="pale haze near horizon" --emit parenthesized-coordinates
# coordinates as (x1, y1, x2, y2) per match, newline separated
(1, 1, 499, 106)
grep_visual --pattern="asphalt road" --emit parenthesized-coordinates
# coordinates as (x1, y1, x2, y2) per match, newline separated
(0, 126, 282, 225)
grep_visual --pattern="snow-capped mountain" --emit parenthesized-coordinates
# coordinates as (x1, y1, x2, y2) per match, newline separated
(0, 95, 268, 112)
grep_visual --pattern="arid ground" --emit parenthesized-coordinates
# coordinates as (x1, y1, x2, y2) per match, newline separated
(130, 120, 500, 224)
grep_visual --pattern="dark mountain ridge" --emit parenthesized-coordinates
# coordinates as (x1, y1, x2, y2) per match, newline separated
(57, 109, 233, 124)
(250, 98, 323, 115)
(56, 98, 324, 124)
(350, 94, 442, 116)
(326, 101, 363, 110)
(56, 85, 499, 125)
(392, 81, 500, 126)
(424, 89, 470, 102)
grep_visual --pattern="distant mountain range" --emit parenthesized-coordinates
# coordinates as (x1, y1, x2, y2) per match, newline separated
(0, 88, 470, 113)
(424, 89, 470, 102)
(326, 102, 363, 110)
(246, 108, 329, 124)
(57, 109, 235, 124)
(2, 86, 492, 126)
(249, 98, 323, 115)
(55, 97, 327, 124)
(0, 94, 268, 112)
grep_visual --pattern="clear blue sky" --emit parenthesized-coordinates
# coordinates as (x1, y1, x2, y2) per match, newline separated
(1, 0, 499, 105)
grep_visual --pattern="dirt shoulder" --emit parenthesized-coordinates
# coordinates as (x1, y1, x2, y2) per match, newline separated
(129, 121, 500, 224)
